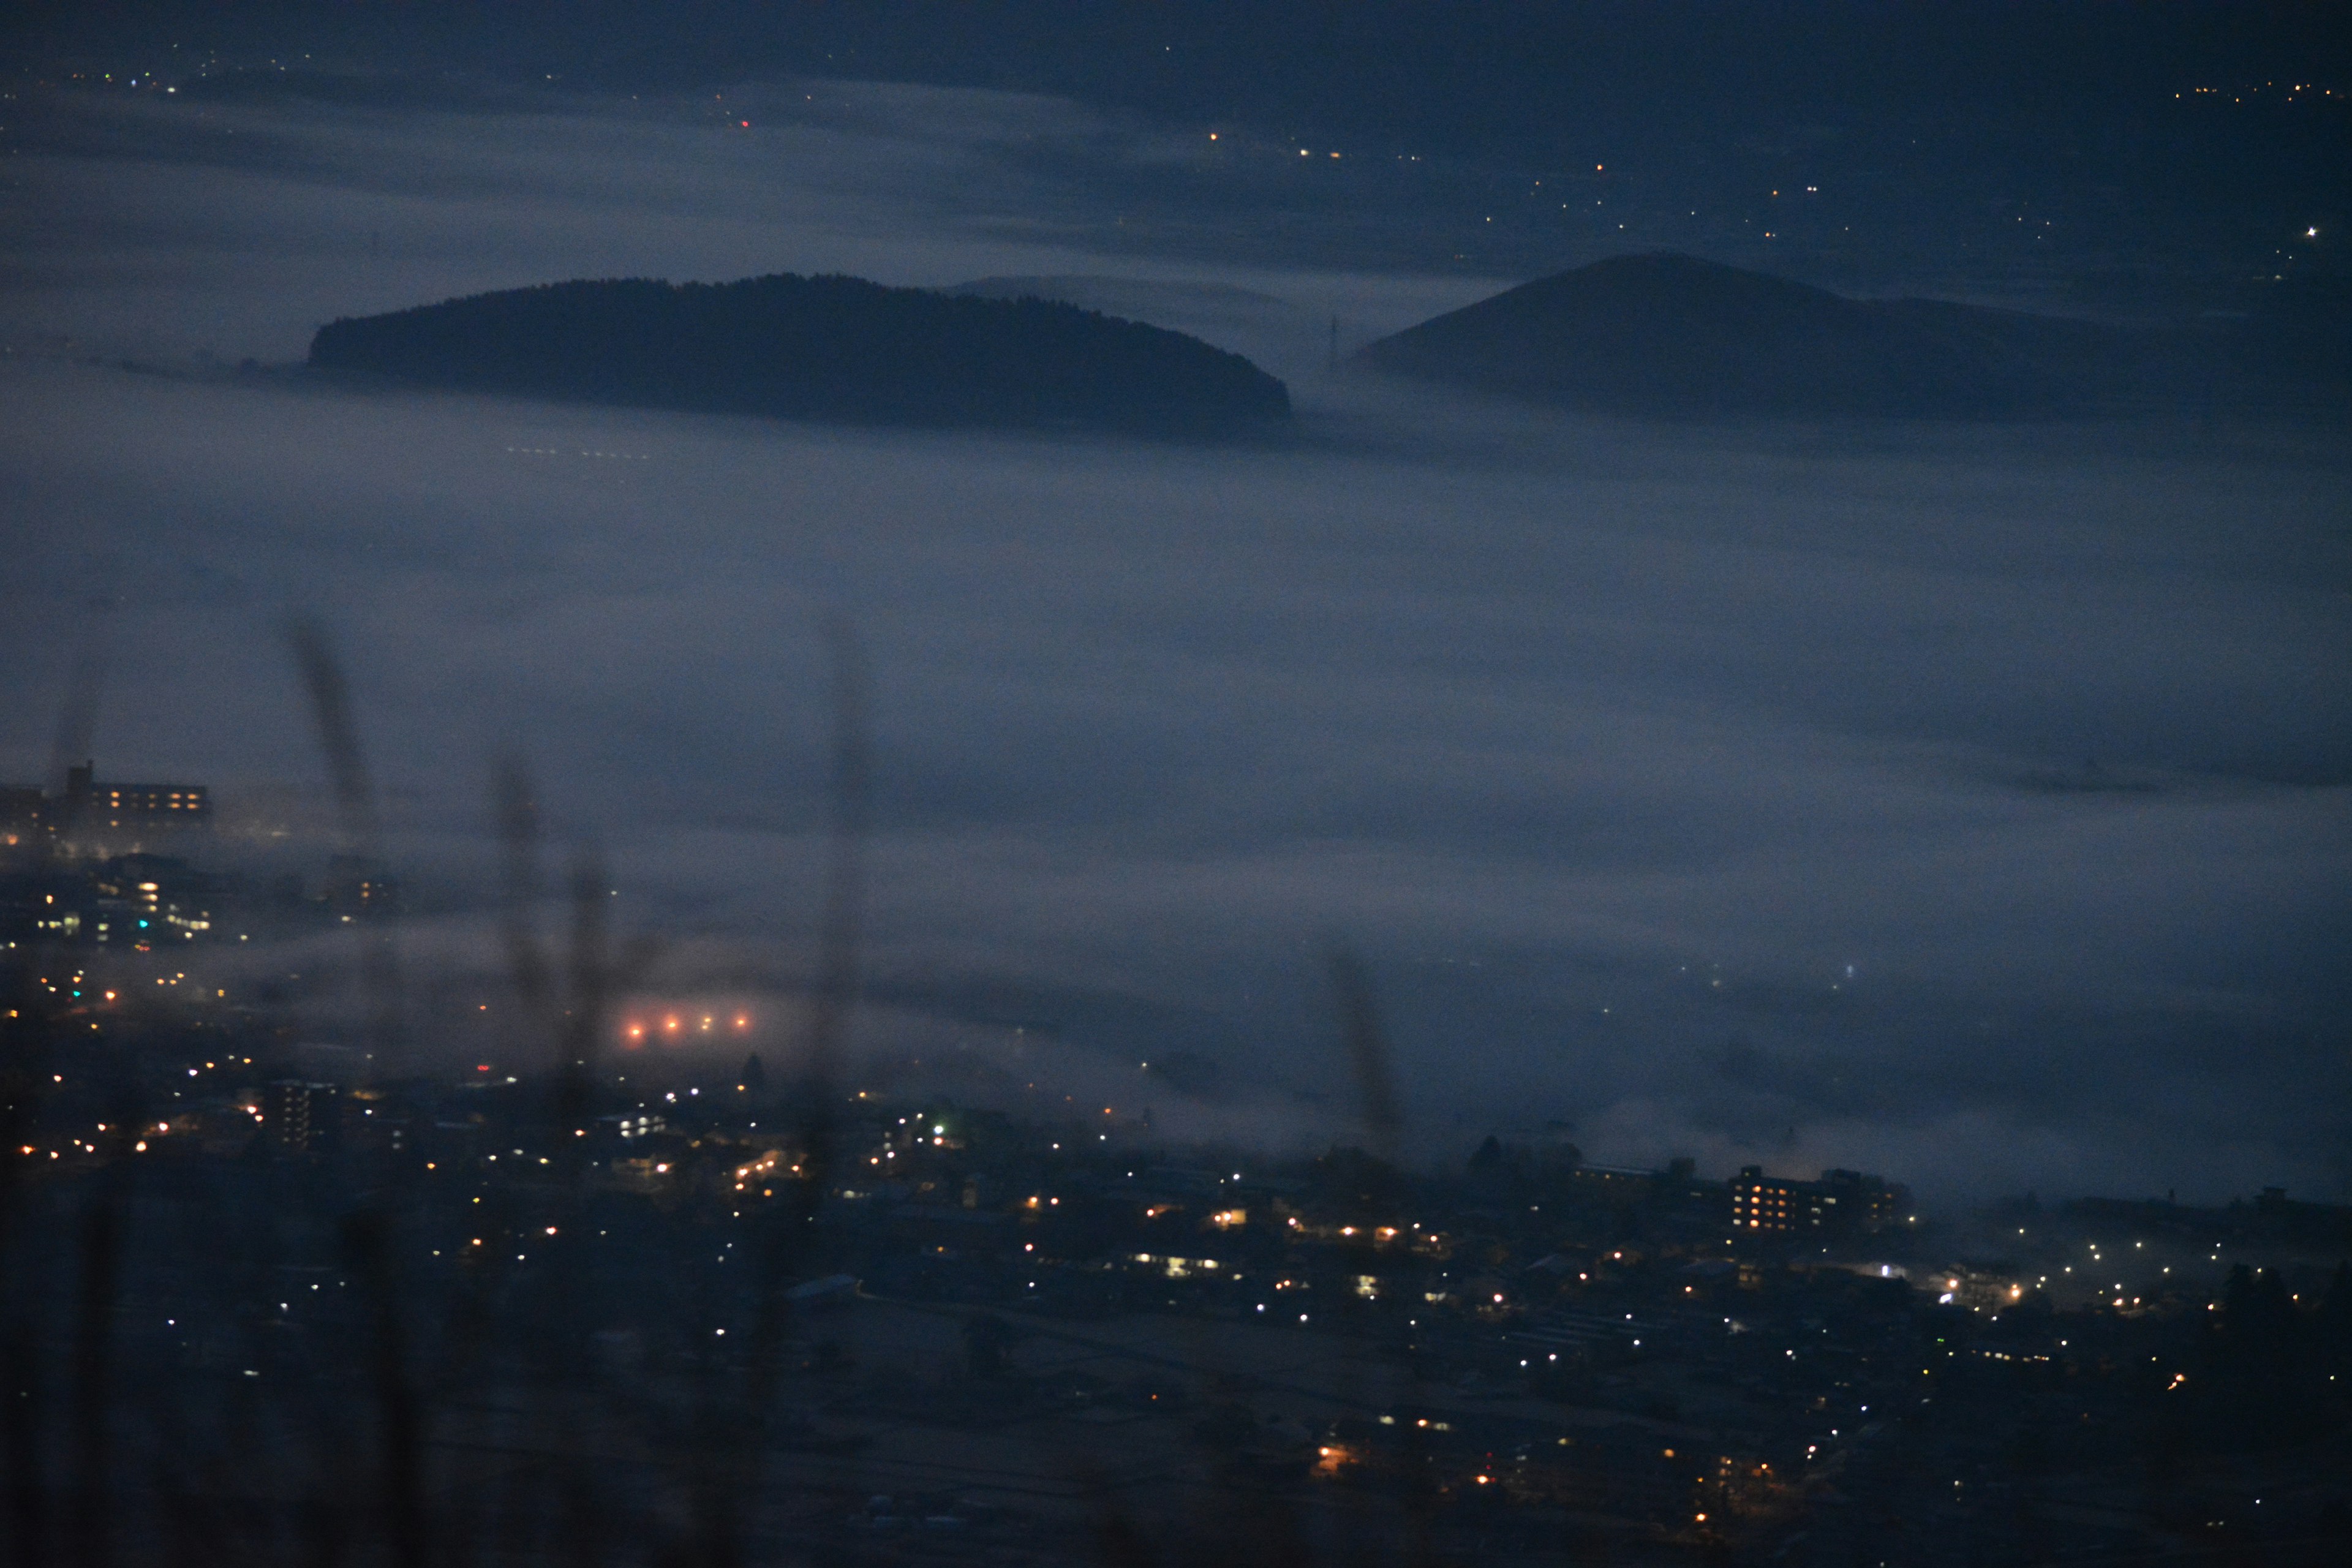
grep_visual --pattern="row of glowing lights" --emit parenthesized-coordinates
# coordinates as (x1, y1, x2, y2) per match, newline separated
(733, 1150, 801, 1190)
(22, 1118, 178, 1158)
(2177, 83, 2337, 99)
(624, 1012, 752, 1040)
(28, 968, 215, 1000)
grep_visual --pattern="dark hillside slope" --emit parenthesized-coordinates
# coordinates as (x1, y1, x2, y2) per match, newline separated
(309, 273, 1291, 436)
(1356, 254, 2142, 420)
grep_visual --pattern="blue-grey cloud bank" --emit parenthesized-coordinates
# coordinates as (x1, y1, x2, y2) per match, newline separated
(2, 82, 2346, 1205)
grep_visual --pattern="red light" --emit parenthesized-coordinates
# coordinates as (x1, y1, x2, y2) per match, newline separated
(739, 119, 749, 128)
(476, 1064, 491, 1072)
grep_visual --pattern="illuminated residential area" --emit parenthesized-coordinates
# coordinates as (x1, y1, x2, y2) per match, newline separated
(6, 761, 2348, 1561)
(3, 2, 2346, 1563)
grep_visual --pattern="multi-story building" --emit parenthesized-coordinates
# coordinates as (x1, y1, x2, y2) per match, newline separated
(1732, 1166, 1799, 1231)
(1813, 1167, 1909, 1232)
(1732, 1166, 1909, 1237)
(266, 1081, 341, 1155)
(66, 762, 213, 833)
(6, 761, 213, 853)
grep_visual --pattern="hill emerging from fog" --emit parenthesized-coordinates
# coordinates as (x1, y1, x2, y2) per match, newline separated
(307, 273, 1292, 436)
(945, 274, 1328, 384)
(1357, 253, 2152, 420)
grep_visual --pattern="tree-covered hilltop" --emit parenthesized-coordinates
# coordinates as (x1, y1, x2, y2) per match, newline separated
(307, 273, 1292, 436)
(1354, 254, 2124, 420)
(1357, 252, 2348, 421)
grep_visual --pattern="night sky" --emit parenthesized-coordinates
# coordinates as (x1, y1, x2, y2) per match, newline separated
(1, 2, 2345, 1202)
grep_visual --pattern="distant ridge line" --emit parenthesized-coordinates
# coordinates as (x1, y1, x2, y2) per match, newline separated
(307, 272, 1291, 437)
(1354, 251, 2336, 421)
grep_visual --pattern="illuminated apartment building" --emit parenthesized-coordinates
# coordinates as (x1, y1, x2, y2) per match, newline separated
(1732, 1165, 1910, 1236)
(66, 761, 213, 830)
(1732, 1166, 1798, 1231)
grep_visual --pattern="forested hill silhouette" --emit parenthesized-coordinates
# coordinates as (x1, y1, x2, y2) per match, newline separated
(307, 273, 1292, 435)
(1357, 253, 2150, 420)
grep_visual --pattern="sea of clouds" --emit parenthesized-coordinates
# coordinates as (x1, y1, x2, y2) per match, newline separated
(3, 78, 2347, 1202)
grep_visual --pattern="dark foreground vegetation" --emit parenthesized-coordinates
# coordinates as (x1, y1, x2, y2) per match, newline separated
(307, 274, 1292, 437)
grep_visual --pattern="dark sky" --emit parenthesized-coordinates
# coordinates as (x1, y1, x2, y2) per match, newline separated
(1, 3, 2346, 1204)
(13, 2, 2348, 292)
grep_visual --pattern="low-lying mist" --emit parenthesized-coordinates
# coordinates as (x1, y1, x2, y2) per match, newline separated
(3, 77, 2347, 1207)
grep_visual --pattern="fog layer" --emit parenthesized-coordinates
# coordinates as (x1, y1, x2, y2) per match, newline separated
(4, 82, 2347, 1202)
